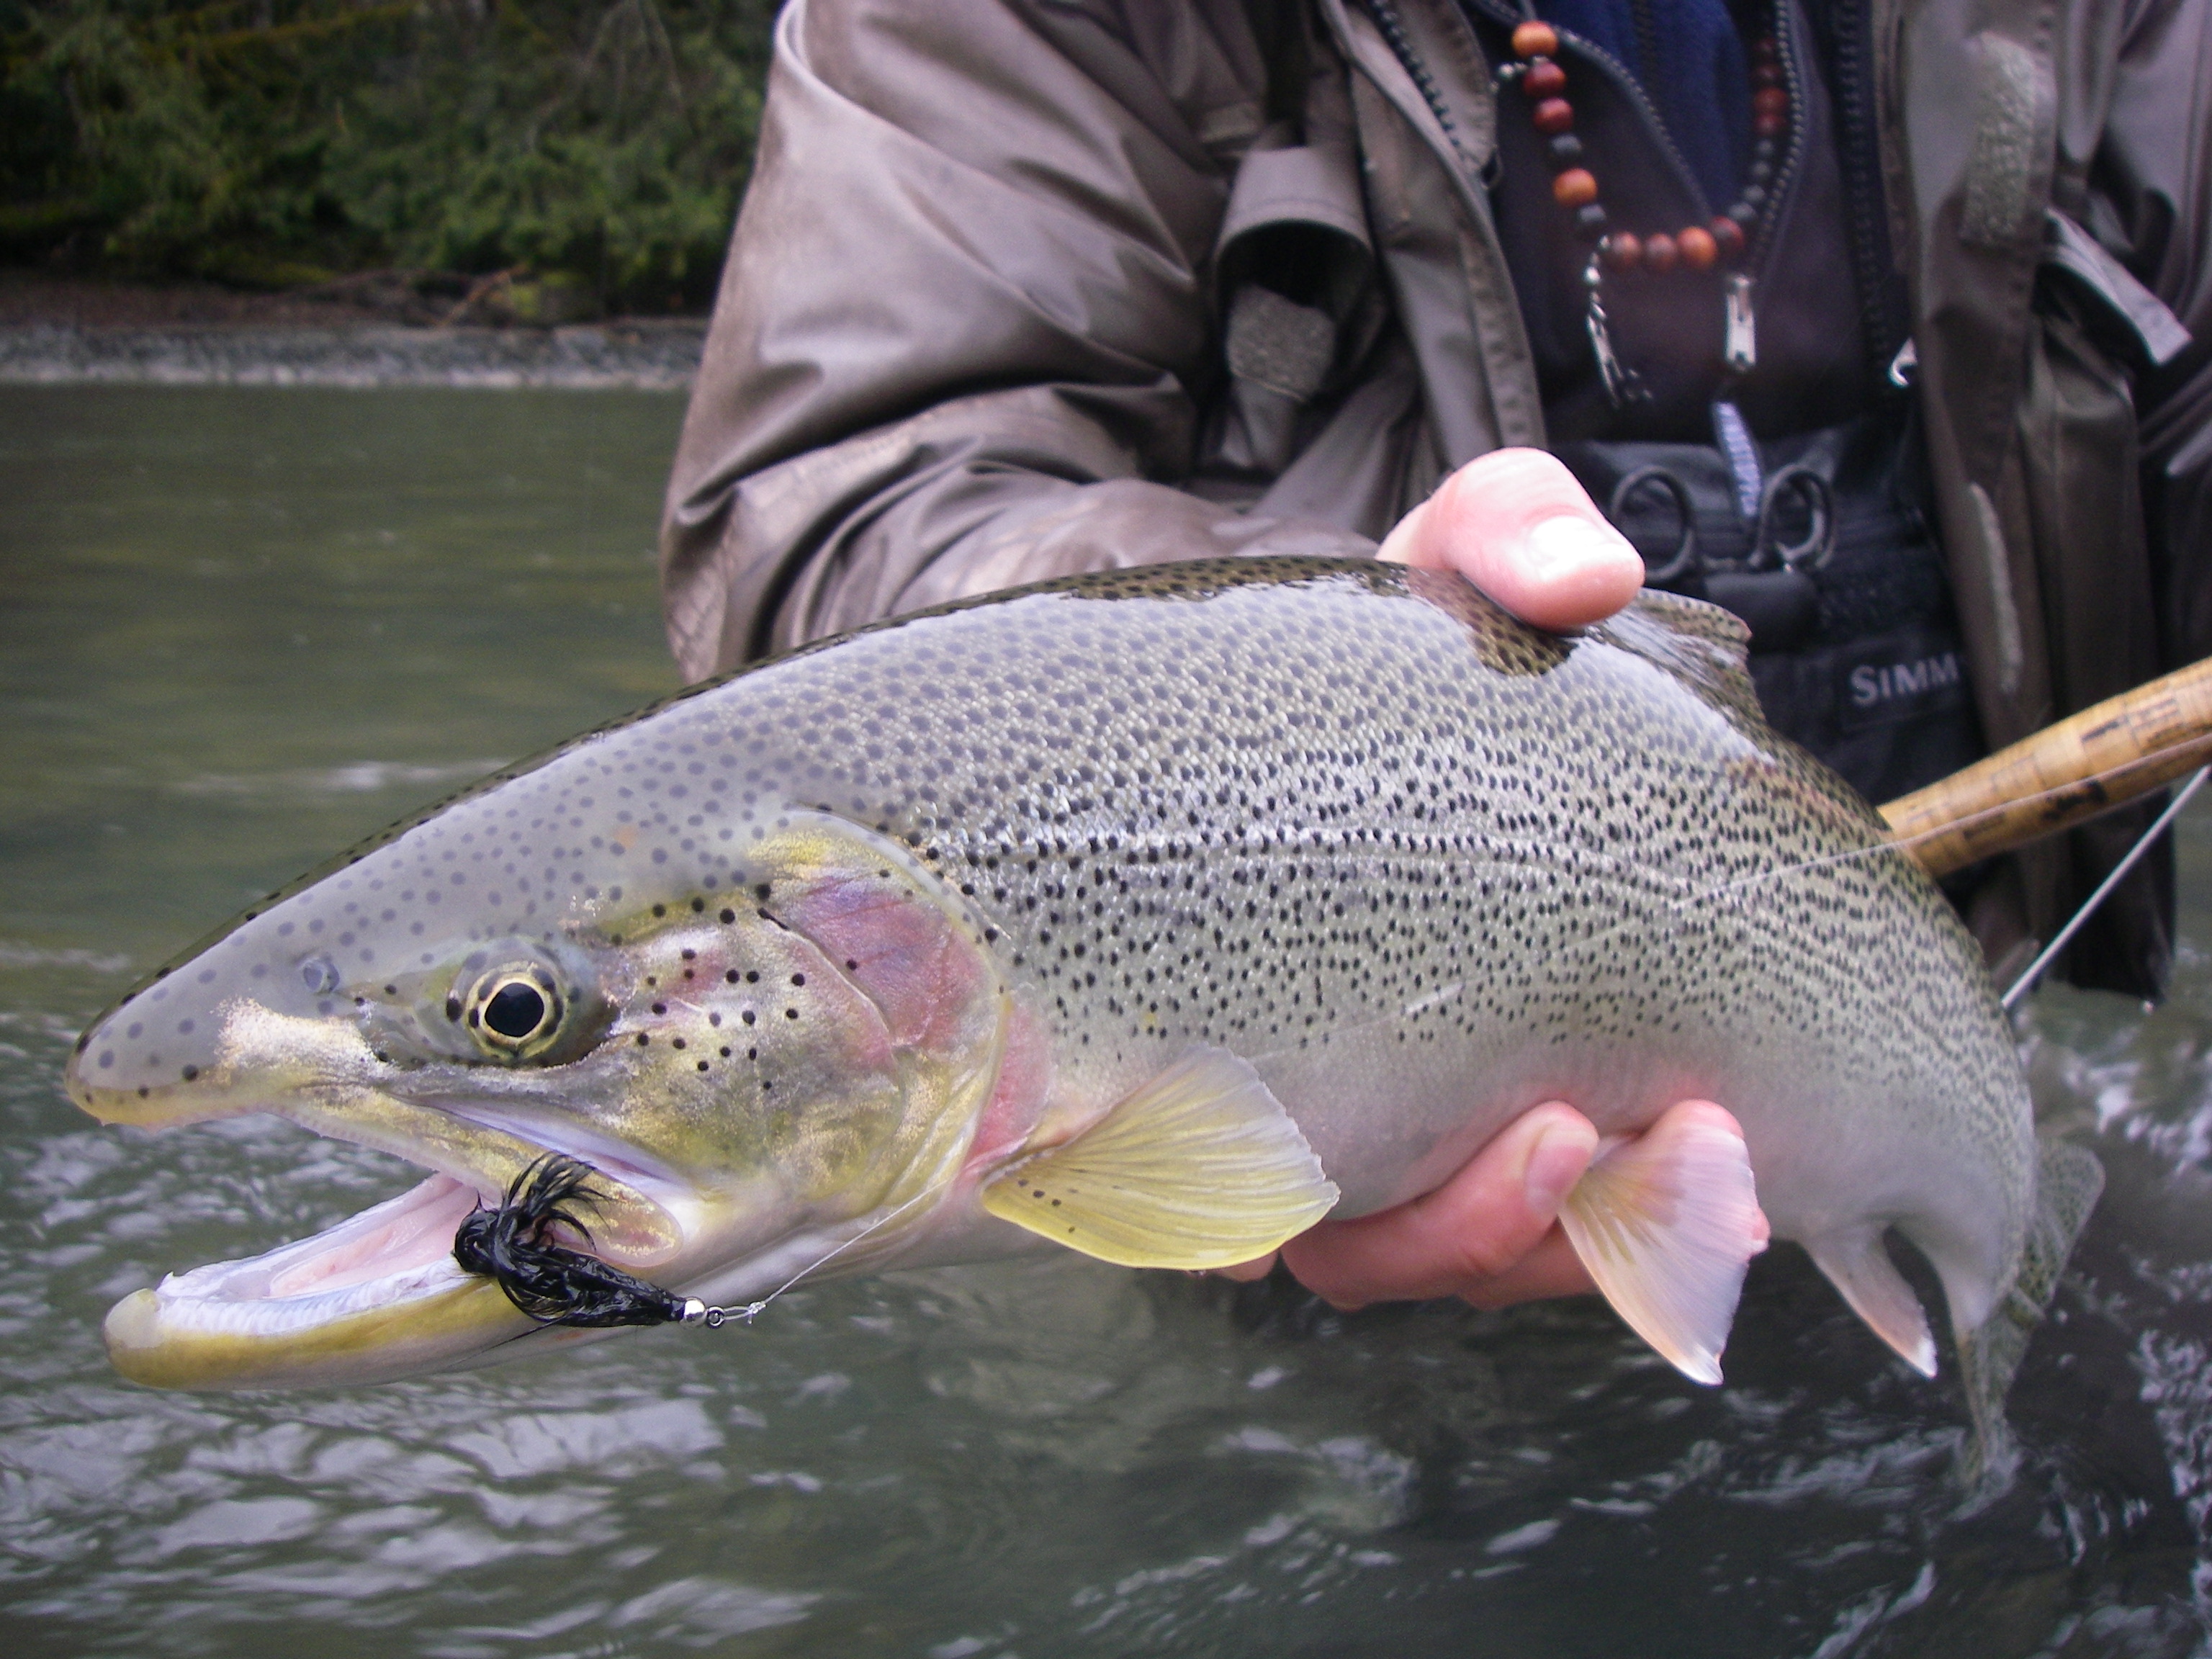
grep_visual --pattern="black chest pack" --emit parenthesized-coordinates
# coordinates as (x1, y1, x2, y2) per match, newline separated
(1558, 405, 1984, 807)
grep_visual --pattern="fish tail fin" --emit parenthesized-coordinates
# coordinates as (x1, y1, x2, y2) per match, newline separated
(1956, 1137, 2104, 1491)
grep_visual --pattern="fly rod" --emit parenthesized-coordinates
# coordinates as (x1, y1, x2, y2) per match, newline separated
(1879, 655, 2212, 877)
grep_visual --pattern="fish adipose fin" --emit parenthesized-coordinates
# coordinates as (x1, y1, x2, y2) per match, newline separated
(1956, 1138, 2104, 1486)
(1557, 1105, 1768, 1385)
(980, 1048, 1340, 1270)
(1807, 1228, 1938, 1378)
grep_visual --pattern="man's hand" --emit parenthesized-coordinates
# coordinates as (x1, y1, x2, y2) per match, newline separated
(1222, 452, 1728, 1315)
(1375, 447, 1644, 630)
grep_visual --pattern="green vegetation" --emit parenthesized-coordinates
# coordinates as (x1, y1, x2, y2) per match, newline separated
(0, 0, 778, 314)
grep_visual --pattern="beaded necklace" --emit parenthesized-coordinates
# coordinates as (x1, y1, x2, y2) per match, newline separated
(1495, 6, 1791, 405)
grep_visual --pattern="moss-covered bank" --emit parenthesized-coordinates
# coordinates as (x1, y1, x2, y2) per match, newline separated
(1, 0, 776, 316)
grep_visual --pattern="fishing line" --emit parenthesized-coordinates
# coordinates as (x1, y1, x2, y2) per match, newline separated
(2000, 766, 2210, 1013)
(452, 1151, 961, 1332)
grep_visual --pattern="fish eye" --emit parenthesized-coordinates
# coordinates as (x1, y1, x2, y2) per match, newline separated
(462, 963, 567, 1061)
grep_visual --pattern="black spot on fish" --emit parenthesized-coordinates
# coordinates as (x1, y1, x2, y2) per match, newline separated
(791, 974, 805, 986)
(691, 897, 705, 912)
(635, 1033, 649, 1046)
(652, 904, 666, 917)
(724, 969, 739, 984)
(181, 1065, 198, 1082)
(446, 997, 462, 1021)
(720, 908, 737, 924)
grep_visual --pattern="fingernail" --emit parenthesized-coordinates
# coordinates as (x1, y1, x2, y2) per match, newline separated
(1523, 1118, 1597, 1219)
(1525, 515, 1633, 577)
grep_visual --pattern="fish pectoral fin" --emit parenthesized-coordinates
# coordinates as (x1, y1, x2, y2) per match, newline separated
(979, 1047, 1339, 1270)
(1557, 1105, 1767, 1386)
(1807, 1227, 1938, 1378)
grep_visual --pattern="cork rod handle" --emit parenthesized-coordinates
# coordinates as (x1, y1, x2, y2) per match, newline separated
(1879, 656, 2212, 878)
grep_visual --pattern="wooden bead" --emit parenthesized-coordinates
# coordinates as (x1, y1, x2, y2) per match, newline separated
(1750, 35, 1779, 60)
(1522, 59, 1568, 98)
(1552, 168, 1599, 208)
(1753, 111, 1787, 138)
(1752, 62, 1783, 88)
(1753, 87, 1789, 120)
(1512, 19, 1560, 58)
(1677, 225, 1718, 269)
(1532, 97, 1575, 135)
(1601, 232, 1642, 272)
(1709, 215, 1746, 258)
(1642, 233, 1679, 274)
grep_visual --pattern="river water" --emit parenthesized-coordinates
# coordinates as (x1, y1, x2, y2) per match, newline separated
(4, 385, 2211, 1657)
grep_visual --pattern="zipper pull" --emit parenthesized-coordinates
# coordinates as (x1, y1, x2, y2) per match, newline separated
(1585, 259, 1647, 408)
(1724, 274, 1757, 374)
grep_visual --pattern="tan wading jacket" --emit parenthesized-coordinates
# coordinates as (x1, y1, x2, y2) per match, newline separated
(662, 0, 2212, 992)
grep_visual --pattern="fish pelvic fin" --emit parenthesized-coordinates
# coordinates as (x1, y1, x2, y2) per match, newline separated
(1557, 1103, 1768, 1386)
(1807, 1228, 1938, 1378)
(979, 1047, 1339, 1270)
(1956, 1137, 2105, 1490)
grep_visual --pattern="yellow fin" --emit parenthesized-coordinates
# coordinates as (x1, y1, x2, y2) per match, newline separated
(1557, 1104, 1767, 1386)
(1807, 1227, 1938, 1378)
(981, 1048, 1339, 1269)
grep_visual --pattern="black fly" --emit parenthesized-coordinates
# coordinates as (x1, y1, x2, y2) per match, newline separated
(451, 1154, 692, 1328)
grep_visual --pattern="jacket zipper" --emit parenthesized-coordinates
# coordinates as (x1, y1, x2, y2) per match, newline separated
(1820, 0, 1902, 378)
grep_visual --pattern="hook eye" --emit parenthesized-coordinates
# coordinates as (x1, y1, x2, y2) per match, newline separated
(1607, 465, 1701, 585)
(1755, 465, 1834, 571)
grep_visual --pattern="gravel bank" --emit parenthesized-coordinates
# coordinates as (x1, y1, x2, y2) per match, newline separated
(0, 320, 706, 390)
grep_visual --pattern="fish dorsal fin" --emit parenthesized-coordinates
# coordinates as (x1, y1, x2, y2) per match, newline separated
(1807, 1227, 1938, 1377)
(980, 1048, 1339, 1269)
(1557, 1103, 1768, 1385)
(1604, 590, 1765, 728)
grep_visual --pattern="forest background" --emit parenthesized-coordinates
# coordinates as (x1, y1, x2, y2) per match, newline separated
(0, 0, 780, 320)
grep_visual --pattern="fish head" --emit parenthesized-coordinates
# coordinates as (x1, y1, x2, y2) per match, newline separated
(65, 748, 1013, 1390)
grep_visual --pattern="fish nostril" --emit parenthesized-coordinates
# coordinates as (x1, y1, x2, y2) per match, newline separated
(301, 956, 340, 995)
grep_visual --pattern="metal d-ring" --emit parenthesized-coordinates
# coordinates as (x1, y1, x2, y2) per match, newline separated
(1607, 465, 1701, 585)
(1754, 464, 1835, 571)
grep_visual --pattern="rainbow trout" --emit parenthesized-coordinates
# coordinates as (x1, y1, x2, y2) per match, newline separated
(63, 559, 2097, 1449)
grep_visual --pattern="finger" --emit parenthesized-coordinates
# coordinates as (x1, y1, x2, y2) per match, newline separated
(1376, 448, 1643, 631)
(1211, 1251, 1279, 1282)
(1279, 1102, 1599, 1310)
(1454, 1226, 1598, 1310)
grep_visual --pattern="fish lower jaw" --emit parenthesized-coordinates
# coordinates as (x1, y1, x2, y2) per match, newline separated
(102, 1169, 540, 1390)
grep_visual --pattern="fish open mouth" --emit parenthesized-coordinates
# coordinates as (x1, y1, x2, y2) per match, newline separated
(137, 1172, 489, 1339)
(89, 1086, 695, 1390)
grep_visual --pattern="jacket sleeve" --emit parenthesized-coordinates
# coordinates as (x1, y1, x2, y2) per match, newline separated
(659, 0, 1375, 680)
(2095, 0, 2212, 670)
